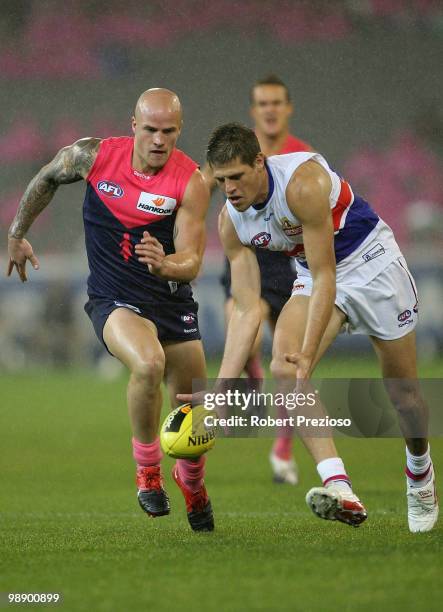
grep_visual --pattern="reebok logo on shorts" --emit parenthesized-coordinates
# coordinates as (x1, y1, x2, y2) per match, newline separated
(181, 313, 197, 333)
(362, 243, 385, 262)
(398, 309, 411, 322)
(398, 309, 414, 327)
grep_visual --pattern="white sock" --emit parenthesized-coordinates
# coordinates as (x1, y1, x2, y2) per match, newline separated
(317, 457, 352, 491)
(406, 444, 432, 487)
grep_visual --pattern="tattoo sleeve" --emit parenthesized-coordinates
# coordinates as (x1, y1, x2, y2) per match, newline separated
(8, 137, 101, 239)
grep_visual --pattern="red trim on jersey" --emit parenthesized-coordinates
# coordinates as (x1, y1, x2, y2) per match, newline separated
(278, 134, 310, 259)
(119, 232, 133, 262)
(332, 178, 354, 232)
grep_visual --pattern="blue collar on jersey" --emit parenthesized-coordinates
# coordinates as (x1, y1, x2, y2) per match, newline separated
(252, 160, 274, 210)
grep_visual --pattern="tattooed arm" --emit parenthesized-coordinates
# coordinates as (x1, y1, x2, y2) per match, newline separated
(7, 137, 101, 281)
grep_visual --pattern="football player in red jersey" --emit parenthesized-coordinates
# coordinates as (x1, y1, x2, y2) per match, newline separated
(203, 75, 312, 485)
(250, 74, 311, 157)
(7, 89, 214, 532)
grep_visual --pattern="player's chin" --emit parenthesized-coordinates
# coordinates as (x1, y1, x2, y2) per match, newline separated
(262, 122, 281, 137)
(148, 152, 169, 166)
(230, 198, 250, 211)
(228, 196, 242, 206)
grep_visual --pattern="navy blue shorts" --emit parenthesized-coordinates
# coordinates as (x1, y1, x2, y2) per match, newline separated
(85, 298, 201, 354)
(220, 250, 296, 321)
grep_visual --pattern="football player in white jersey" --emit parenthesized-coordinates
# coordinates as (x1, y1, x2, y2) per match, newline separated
(202, 122, 437, 532)
(203, 75, 312, 486)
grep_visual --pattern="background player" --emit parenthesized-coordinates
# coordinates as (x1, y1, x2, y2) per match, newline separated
(204, 123, 438, 533)
(7, 88, 214, 532)
(203, 75, 312, 485)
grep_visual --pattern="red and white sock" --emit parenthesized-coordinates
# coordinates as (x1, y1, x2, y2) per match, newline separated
(317, 457, 352, 492)
(176, 456, 206, 493)
(406, 444, 432, 487)
(132, 436, 162, 468)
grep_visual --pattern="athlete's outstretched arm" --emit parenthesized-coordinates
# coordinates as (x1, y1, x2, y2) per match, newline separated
(7, 137, 101, 281)
(135, 169, 209, 281)
(217, 206, 262, 379)
(285, 161, 336, 378)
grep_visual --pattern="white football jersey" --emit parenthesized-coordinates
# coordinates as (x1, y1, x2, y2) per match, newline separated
(226, 152, 401, 282)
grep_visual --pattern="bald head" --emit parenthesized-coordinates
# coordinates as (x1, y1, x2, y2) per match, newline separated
(132, 88, 183, 173)
(134, 88, 182, 123)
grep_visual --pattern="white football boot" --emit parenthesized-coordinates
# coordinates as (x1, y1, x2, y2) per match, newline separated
(270, 452, 299, 485)
(306, 485, 368, 527)
(407, 468, 439, 533)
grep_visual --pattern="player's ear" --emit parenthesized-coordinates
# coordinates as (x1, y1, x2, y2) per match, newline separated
(131, 116, 136, 135)
(254, 153, 265, 169)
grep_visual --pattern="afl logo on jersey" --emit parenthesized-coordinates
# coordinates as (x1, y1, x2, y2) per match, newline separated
(97, 181, 124, 198)
(251, 232, 271, 248)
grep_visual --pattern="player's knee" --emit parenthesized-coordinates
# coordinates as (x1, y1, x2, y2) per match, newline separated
(386, 381, 422, 415)
(270, 356, 294, 380)
(131, 352, 165, 383)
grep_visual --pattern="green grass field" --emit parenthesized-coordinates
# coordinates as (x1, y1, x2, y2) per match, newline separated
(1, 358, 442, 611)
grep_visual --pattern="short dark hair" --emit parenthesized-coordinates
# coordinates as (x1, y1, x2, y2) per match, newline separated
(207, 123, 261, 167)
(250, 74, 291, 103)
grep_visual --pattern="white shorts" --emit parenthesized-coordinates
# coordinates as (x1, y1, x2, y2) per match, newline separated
(291, 256, 419, 340)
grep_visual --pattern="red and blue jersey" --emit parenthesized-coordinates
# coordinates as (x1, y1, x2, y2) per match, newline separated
(83, 136, 198, 303)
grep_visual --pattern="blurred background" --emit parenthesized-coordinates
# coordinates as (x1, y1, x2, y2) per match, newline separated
(1, 0, 443, 371)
